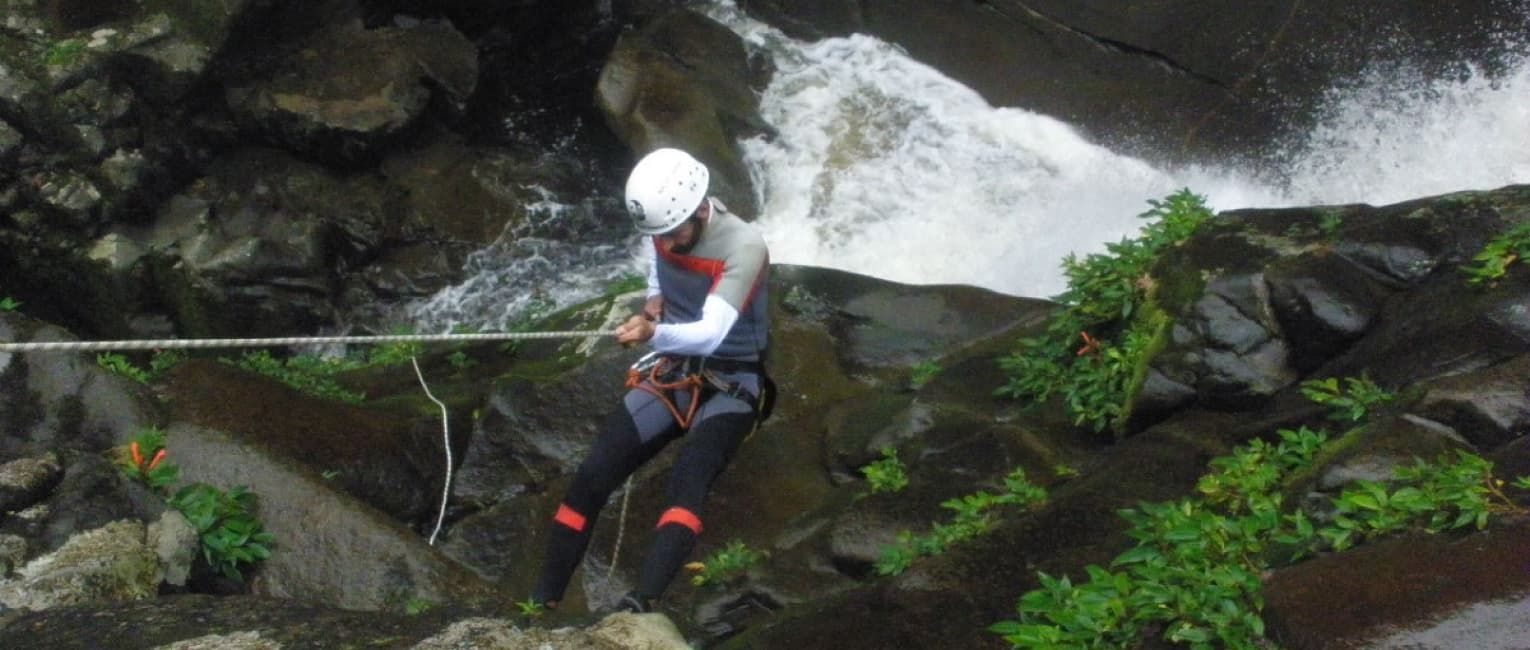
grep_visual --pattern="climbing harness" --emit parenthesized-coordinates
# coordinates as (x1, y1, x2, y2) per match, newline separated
(622, 351, 771, 431)
(624, 351, 706, 430)
(0, 327, 615, 547)
(607, 351, 774, 577)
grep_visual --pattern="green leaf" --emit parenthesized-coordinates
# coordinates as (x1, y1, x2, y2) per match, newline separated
(1113, 546, 1162, 566)
(1346, 493, 1381, 511)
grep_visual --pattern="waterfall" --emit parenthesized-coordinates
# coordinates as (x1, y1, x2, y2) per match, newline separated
(403, 2, 1530, 331)
(708, 1, 1530, 298)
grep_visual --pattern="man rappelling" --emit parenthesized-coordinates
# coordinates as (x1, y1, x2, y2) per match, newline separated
(530, 147, 773, 614)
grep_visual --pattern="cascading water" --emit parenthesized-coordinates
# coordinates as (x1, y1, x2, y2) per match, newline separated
(708, 1, 1530, 298)
(403, 1, 1530, 330)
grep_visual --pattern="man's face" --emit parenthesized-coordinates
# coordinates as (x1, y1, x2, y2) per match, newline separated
(658, 219, 700, 250)
(656, 201, 708, 252)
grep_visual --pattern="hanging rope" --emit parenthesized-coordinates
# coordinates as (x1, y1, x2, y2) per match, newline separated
(412, 356, 453, 547)
(0, 329, 615, 353)
(608, 475, 634, 578)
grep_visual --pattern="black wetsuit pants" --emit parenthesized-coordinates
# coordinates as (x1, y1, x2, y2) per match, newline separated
(532, 372, 759, 607)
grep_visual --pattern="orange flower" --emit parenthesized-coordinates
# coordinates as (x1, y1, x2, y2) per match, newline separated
(1076, 331, 1102, 357)
(148, 449, 167, 471)
(130, 441, 144, 468)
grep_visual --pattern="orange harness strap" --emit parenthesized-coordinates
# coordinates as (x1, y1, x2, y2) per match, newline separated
(625, 357, 705, 430)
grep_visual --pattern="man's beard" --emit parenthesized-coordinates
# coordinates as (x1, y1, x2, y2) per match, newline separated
(669, 218, 705, 255)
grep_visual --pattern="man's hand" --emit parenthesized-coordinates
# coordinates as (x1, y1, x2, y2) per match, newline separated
(643, 295, 664, 322)
(615, 314, 656, 346)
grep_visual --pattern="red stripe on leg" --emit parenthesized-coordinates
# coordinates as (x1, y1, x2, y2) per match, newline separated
(555, 504, 588, 532)
(656, 507, 703, 535)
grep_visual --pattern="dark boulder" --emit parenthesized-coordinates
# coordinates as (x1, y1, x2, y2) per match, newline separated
(1138, 185, 1530, 420)
(225, 20, 478, 166)
(1264, 521, 1530, 649)
(0, 453, 63, 520)
(596, 8, 772, 218)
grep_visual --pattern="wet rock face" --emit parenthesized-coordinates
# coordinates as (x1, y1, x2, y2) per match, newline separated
(1263, 521, 1530, 648)
(160, 359, 442, 524)
(0, 1, 267, 337)
(1138, 186, 1530, 422)
(1265, 251, 1396, 371)
(225, 21, 478, 165)
(121, 148, 386, 338)
(47, 0, 139, 31)
(166, 419, 503, 612)
(0, 453, 63, 517)
(0, 594, 691, 649)
(1156, 272, 1299, 407)
(596, 7, 770, 218)
(1413, 355, 1530, 450)
(0, 454, 167, 564)
(0, 313, 158, 457)
(0, 0, 621, 342)
(0, 519, 161, 612)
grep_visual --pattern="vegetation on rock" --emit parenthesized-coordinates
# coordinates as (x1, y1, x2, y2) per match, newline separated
(991, 377, 1529, 649)
(995, 190, 1214, 434)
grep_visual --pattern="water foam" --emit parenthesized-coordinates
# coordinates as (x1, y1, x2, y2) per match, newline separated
(712, 1, 1530, 298)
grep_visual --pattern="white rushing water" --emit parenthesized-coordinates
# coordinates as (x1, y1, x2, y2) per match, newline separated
(404, 2, 1530, 331)
(708, 2, 1530, 298)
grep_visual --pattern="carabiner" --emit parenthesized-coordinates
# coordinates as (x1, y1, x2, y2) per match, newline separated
(630, 350, 665, 373)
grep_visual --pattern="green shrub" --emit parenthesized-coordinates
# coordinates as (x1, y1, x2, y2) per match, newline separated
(114, 427, 179, 492)
(689, 540, 766, 587)
(909, 360, 941, 390)
(875, 468, 1046, 576)
(1462, 221, 1530, 287)
(862, 447, 909, 495)
(149, 349, 189, 376)
(516, 598, 548, 617)
(44, 39, 86, 66)
(447, 350, 477, 370)
(993, 422, 1529, 649)
(1318, 451, 1519, 552)
(365, 326, 425, 367)
(99, 351, 189, 384)
(0, 296, 21, 311)
(168, 483, 275, 582)
(98, 352, 152, 384)
(996, 189, 1213, 434)
(224, 350, 366, 403)
(1299, 375, 1395, 422)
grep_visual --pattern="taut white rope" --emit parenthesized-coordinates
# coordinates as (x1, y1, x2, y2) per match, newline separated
(0, 329, 616, 353)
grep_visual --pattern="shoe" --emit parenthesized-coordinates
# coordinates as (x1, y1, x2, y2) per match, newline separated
(614, 591, 653, 614)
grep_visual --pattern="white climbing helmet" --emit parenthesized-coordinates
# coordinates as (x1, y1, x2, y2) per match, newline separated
(624, 148, 709, 235)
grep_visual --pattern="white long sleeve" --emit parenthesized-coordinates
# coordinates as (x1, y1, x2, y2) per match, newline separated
(650, 294, 739, 356)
